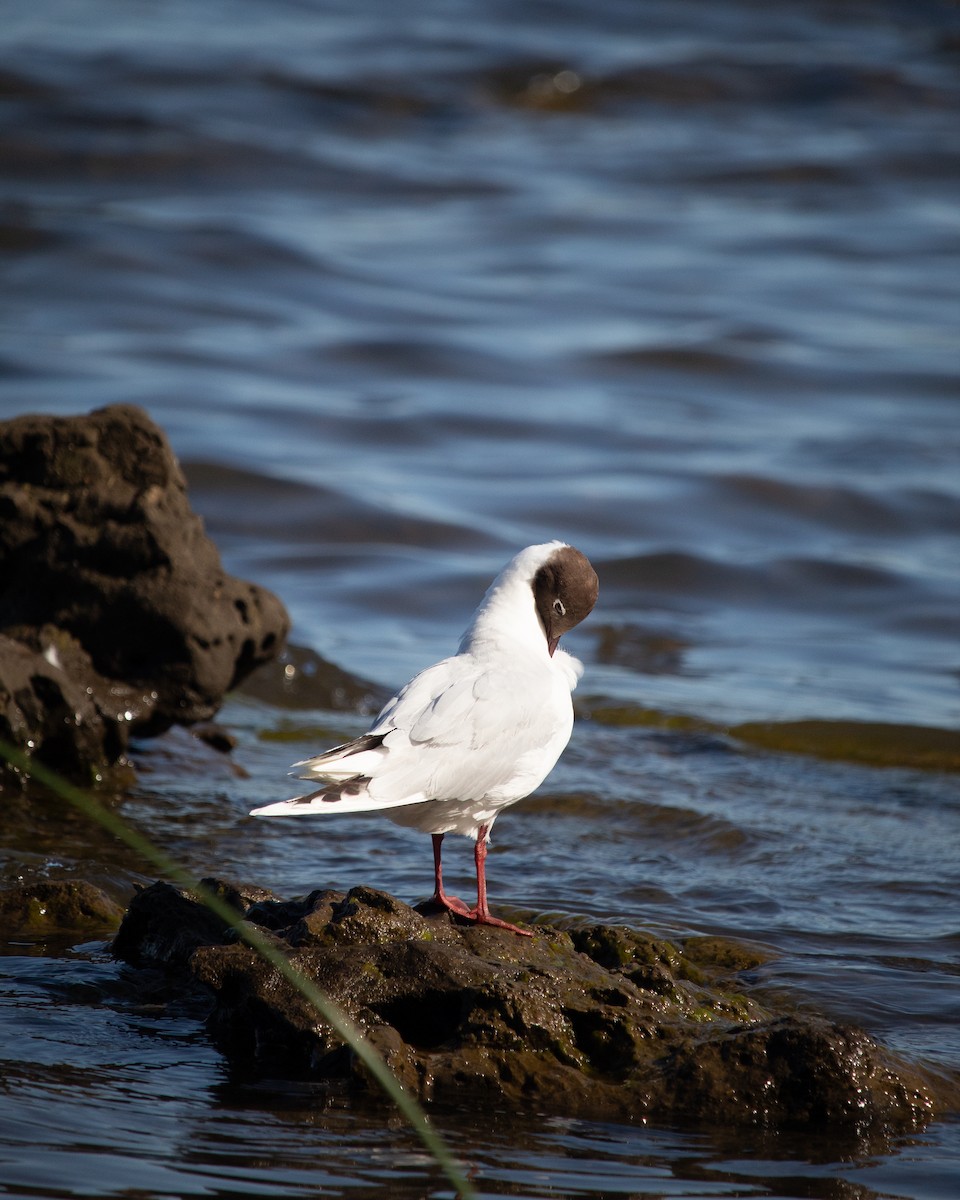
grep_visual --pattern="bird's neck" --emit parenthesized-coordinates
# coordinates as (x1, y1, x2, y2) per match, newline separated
(458, 579, 547, 662)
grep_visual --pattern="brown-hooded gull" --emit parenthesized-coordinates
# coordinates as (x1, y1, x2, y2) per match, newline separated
(250, 541, 599, 936)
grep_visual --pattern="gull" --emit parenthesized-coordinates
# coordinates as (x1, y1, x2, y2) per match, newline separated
(251, 541, 599, 936)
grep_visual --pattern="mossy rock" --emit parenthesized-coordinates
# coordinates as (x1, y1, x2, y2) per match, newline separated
(0, 879, 124, 935)
(110, 879, 956, 1138)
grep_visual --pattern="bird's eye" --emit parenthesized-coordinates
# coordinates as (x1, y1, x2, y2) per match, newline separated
(553, 598, 566, 617)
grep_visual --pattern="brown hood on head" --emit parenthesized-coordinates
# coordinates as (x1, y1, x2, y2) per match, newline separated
(533, 545, 599, 656)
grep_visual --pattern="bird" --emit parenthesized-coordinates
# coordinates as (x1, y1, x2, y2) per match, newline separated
(250, 541, 599, 936)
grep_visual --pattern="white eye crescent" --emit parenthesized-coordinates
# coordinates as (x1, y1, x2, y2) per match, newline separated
(553, 598, 566, 617)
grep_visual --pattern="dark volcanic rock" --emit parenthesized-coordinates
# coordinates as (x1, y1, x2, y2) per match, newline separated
(0, 404, 289, 784)
(112, 880, 948, 1136)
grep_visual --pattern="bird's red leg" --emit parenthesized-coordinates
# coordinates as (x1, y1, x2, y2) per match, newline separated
(468, 825, 532, 936)
(428, 833, 472, 917)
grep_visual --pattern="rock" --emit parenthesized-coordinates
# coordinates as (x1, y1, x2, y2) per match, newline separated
(111, 880, 949, 1137)
(0, 628, 122, 779)
(660, 1017, 937, 1131)
(0, 404, 289, 785)
(111, 878, 238, 968)
(0, 878, 124, 935)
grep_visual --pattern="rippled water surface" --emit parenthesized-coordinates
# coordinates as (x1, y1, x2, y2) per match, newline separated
(2, 0, 960, 1196)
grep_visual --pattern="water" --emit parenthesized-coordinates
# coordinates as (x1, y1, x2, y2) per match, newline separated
(2, 0, 960, 1195)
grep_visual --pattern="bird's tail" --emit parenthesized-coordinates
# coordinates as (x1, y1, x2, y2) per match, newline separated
(291, 731, 389, 780)
(250, 778, 422, 817)
(250, 730, 426, 817)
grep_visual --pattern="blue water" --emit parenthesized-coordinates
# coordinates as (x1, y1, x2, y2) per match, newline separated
(2, 0, 960, 1195)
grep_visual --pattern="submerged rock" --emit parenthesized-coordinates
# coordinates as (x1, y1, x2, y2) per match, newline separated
(238, 642, 389, 716)
(0, 878, 124, 935)
(112, 880, 947, 1136)
(0, 404, 289, 786)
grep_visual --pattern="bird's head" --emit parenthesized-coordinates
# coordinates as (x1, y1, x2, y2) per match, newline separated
(531, 544, 599, 657)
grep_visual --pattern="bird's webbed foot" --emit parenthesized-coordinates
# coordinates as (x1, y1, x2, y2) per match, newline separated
(465, 908, 533, 937)
(428, 888, 474, 919)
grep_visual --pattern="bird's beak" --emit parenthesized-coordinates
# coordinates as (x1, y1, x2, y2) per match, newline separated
(547, 635, 560, 657)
